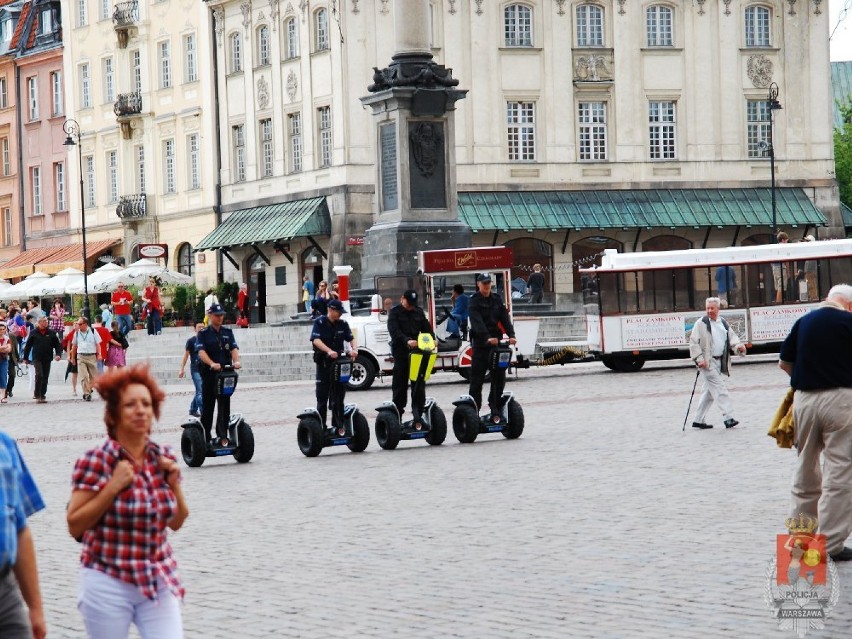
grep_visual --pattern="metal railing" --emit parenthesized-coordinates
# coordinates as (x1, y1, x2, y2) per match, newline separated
(114, 92, 142, 118)
(113, 0, 139, 27)
(116, 194, 147, 220)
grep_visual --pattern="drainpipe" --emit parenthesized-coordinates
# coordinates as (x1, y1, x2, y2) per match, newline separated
(210, 5, 223, 284)
(14, 64, 25, 251)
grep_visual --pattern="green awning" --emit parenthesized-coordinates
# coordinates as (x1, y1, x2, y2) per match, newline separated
(458, 189, 827, 232)
(195, 196, 330, 251)
(842, 202, 852, 229)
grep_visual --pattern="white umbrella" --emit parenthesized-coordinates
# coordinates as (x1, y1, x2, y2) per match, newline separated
(0, 271, 52, 300)
(30, 267, 84, 297)
(66, 263, 126, 294)
(121, 258, 192, 286)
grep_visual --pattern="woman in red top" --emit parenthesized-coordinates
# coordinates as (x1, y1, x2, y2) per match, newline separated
(67, 364, 189, 638)
(142, 278, 162, 336)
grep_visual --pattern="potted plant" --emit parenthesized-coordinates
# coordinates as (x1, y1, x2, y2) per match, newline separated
(172, 286, 188, 327)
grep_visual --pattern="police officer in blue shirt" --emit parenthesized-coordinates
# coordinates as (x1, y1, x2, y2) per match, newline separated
(196, 304, 241, 446)
(0, 430, 47, 639)
(310, 299, 358, 429)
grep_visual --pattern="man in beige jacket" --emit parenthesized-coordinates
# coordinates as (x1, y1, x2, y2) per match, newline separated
(688, 297, 747, 429)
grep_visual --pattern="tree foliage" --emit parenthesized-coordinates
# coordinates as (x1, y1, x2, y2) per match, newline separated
(835, 97, 852, 210)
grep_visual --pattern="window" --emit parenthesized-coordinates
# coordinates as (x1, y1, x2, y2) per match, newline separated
(100, 0, 110, 21)
(0, 18, 11, 41)
(135, 145, 145, 192)
(260, 119, 273, 177)
(159, 41, 171, 89)
(132, 50, 142, 92)
(77, 0, 88, 27)
(2, 208, 10, 247)
(648, 101, 676, 160)
(80, 63, 91, 108)
(40, 8, 53, 35)
(27, 77, 38, 120)
(745, 6, 770, 47)
(107, 150, 118, 202)
(85, 156, 95, 207)
(576, 4, 603, 47)
(285, 17, 298, 58)
(504, 4, 532, 47)
(233, 125, 245, 181)
(314, 8, 329, 51)
(288, 113, 302, 172)
(1, 138, 9, 176)
(230, 33, 242, 72)
(31, 167, 42, 215)
(177, 243, 193, 277)
(0, 77, 6, 108)
(646, 6, 673, 46)
(188, 134, 200, 189)
(317, 106, 332, 168)
(578, 101, 607, 161)
(55, 163, 65, 211)
(184, 34, 197, 83)
(506, 102, 535, 161)
(747, 99, 771, 158)
(103, 58, 114, 103)
(163, 139, 175, 193)
(257, 25, 270, 66)
(51, 71, 62, 115)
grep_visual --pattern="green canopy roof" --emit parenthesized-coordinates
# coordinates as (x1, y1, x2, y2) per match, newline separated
(195, 197, 330, 251)
(842, 202, 852, 229)
(458, 189, 826, 232)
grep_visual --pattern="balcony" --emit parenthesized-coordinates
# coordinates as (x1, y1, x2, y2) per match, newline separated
(113, 0, 139, 48)
(116, 194, 147, 221)
(114, 92, 142, 139)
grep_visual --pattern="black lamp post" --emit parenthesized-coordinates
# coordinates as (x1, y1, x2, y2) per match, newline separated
(63, 119, 90, 322)
(765, 82, 783, 243)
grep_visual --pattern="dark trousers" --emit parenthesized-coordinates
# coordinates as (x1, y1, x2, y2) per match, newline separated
(6, 336, 17, 395)
(147, 309, 162, 335)
(32, 358, 52, 399)
(0, 570, 32, 639)
(200, 370, 230, 441)
(468, 344, 507, 414)
(391, 349, 410, 415)
(315, 361, 345, 426)
(531, 290, 543, 303)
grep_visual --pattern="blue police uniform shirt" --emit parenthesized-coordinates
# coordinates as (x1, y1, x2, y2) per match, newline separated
(185, 336, 201, 372)
(195, 325, 239, 368)
(310, 315, 353, 354)
(0, 431, 45, 569)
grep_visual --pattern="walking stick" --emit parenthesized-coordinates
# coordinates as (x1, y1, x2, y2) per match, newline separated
(682, 368, 701, 431)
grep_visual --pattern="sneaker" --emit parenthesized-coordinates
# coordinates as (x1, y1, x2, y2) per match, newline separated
(83, 394, 92, 402)
(830, 546, 852, 562)
(692, 422, 713, 429)
(724, 418, 739, 429)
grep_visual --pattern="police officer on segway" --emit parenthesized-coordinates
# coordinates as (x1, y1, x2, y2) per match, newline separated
(387, 290, 434, 421)
(196, 303, 241, 446)
(468, 272, 516, 422)
(310, 298, 358, 431)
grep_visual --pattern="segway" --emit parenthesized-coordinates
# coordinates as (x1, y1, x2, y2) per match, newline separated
(181, 365, 254, 467)
(374, 333, 447, 450)
(297, 356, 370, 457)
(452, 340, 524, 443)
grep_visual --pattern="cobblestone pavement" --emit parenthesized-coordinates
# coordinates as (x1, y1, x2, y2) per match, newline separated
(5, 356, 851, 638)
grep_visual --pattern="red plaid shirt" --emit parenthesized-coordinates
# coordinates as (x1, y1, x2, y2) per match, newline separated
(72, 438, 184, 601)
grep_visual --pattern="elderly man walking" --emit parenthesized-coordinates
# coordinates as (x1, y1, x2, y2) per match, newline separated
(779, 284, 852, 562)
(688, 297, 746, 429)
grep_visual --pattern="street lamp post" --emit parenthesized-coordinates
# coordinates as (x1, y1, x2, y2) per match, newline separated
(63, 119, 90, 322)
(766, 82, 783, 243)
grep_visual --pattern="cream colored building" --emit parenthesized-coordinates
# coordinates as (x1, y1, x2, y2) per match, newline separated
(60, 0, 218, 289)
(199, 0, 839, 318)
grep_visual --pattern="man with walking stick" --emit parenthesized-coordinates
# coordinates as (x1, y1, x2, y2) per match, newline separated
(688, 297, 746, 429)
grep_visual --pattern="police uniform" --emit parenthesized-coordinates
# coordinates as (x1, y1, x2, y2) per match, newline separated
(468, 288, 515, 414)
(196, 324, 239, 441)
(387, 300, 433, 416)
(310, 314, 354, 426)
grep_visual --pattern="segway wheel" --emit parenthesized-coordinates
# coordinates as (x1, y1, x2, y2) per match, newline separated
(502, 399, 525, 440)
(181, 428, 207, 467)
(375, 411, 401, 450)
(452, 404, 479, 444)
(347, 412, 370, 453)
(425, 405, 447, 446)
(233, 422, 255, 463)
(297, 417, 325, 457)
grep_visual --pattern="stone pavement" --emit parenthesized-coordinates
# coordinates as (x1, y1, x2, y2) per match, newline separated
(5, 356, 852, 638)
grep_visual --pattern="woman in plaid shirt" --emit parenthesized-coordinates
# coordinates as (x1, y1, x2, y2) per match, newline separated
(48, 299, 66, 333)
(67, 364, 189, 638)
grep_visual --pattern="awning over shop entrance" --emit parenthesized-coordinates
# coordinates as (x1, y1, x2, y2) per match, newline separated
(0, 239, 122, 279)
(195, 196, 331, 251)
(458, 188, 827, 232)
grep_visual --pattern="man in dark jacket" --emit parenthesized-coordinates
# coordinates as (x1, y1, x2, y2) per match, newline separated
(22, 316, 61, 403)
(468, 273, 516, 420)
(387, 289, 433, 418)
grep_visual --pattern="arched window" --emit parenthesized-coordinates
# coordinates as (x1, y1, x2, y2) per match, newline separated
(229, 32, 242, 73)
(744, 5, 770, 47)
(646, 5, 673, 47)
(572, 236, 622, 294)
(257, 25, 270, 66)
(314, 8, 329, 52)
(640, 235, 693, 311)
(504, 4, 532, 47)
(176, 242, 193, 277)
(576, 4, 603, 47)
(285, 17, 298, 58)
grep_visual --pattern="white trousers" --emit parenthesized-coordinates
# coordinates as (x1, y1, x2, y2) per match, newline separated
(694, 358, 735, 423)
(78, 568, 183, 639)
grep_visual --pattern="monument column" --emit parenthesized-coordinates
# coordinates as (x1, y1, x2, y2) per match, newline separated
(359, 0, 471, 287)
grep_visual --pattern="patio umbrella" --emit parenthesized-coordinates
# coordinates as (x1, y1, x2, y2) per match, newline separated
(121, 258, 192, 286)
(30, 267, 84, 297)
(0, 271, 52, 300)
(66, 263, 126, 294)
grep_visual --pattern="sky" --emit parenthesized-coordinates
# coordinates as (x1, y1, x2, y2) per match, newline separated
(830, 0, 852, 61)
